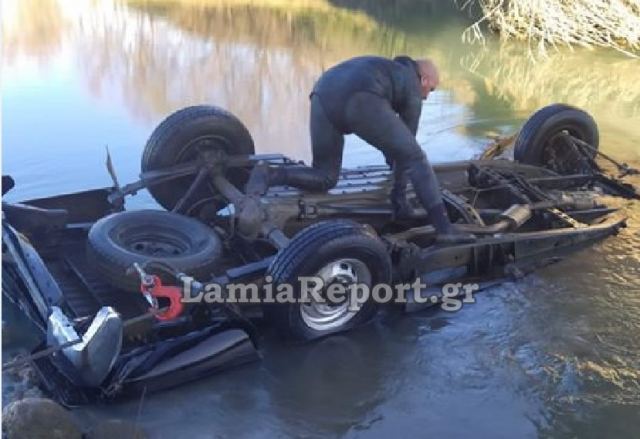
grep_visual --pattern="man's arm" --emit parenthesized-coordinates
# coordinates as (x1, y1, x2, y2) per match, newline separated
(398, 95, 422, 136)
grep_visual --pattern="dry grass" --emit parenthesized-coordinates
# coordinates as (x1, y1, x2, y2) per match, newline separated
(459, 0, 640, 57)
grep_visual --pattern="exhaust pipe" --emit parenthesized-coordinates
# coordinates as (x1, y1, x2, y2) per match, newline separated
(390, 204, 533, 242)
(459, 204, 532, 234)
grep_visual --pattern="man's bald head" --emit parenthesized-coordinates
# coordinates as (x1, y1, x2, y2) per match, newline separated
(415, 58, 439, 99)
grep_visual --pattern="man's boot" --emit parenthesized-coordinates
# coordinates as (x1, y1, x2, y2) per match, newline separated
(403, 156, 476, 245)
(427, 203, 476, 245)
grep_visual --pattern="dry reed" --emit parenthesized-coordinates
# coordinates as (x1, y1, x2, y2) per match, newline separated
(459, 0, 640, 57)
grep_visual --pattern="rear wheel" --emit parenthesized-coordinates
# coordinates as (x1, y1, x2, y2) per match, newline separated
(142, 106, 255, 212)
(514, 104, 599, 174)
(265, 220, 392, 342)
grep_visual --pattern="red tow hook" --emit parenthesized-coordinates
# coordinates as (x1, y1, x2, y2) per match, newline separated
(132, 263, 184, 321)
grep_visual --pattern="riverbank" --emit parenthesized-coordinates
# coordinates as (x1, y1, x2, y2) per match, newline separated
(462, 0, 640, 56)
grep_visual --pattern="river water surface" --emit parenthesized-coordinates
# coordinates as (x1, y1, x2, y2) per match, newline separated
(2, 1, 640, 437)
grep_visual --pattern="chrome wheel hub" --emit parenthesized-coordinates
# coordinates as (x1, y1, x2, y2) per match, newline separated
(300, 258, 372, 332)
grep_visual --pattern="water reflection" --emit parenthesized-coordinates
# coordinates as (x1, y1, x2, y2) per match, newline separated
(1, 0, 68, 64)
(4, 0, 639, 165)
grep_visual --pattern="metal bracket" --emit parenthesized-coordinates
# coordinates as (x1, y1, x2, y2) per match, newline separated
(298, 199, 318, 219)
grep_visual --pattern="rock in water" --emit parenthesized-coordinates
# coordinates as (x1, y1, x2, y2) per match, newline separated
(2, 397, 82, 439)
(88, 419, 148, 439)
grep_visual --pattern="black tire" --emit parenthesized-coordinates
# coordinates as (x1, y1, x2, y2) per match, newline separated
(265, 220, 392, 342)
(142, 106, 255, 211)
(514, 104, 599, 173)
(87, 210, 222, 291)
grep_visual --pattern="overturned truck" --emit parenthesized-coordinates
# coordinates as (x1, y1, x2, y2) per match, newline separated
(2, 104, 638, 405)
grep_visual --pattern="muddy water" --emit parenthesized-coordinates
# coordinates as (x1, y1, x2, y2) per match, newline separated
(2, 0, 640, 437)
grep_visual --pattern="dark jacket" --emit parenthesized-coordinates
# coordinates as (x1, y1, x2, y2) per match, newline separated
(312, 55, 423, 135)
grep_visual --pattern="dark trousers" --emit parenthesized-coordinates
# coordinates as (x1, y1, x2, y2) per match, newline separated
(275, 93, 449, 228)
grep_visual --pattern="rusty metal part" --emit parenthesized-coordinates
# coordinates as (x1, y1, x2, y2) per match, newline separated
(569, 135, 639, 177)
(546, 208, 587, 229)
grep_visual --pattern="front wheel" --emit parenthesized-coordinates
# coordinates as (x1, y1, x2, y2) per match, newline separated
(265, 220, 392, 342)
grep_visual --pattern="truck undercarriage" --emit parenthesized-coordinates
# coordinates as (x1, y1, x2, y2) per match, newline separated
(2, 103, 638, 405)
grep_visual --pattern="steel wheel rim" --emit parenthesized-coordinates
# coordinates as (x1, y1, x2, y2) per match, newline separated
(300, 258, 372, 332)
(118, 227, 190, 257)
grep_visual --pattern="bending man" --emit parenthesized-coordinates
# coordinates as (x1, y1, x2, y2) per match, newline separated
(247, 55, 472, 243)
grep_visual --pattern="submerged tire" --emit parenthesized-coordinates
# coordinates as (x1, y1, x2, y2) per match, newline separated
(514, 104, 599, 174)
(265, 220, 392, 342)
(87, 210, 222, 291)
(142, 106, 255, 212)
